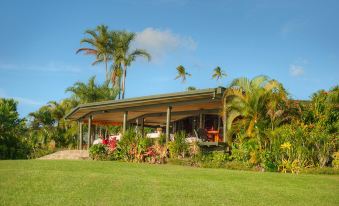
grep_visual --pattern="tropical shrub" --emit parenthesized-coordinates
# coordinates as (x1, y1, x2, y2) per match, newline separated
(0, 98, 30, 159)
(188, 141, 201, 158)
(223, 82, 338, 172)
(89, 144, 107, 160)
(28, 146, 55, 159)
(200, 151, 230, 168)
(156, 134, 167, 146)
(143, 143, 168, 164)
(332, 152, 339, 169)
(118, 129, 144, 161)
(114, 130, 167, 163)
(168, 131, 189, 158)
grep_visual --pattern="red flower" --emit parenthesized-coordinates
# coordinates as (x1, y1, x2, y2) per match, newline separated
(108, 138, 118, 151)
(102, 139, 108, 145)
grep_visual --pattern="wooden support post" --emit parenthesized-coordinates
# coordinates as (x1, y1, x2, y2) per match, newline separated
(95, 125, 97, 140)
(166, 106, 172, 142)
(173, 121, 177, 133)
(217, 117, 221, 130)
(199, 112, 204, 129)
(141, 117, 144, 136)
(192, 117, 196, 132)
(123, 111, 128, 134)
(87, 116, 92, 150)
(79, 121, 83, 150)
(135, 118, 139, 134)
(223, 105, 227, 144)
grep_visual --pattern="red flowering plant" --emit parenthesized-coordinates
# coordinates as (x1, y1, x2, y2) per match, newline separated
(117, 129, 169, 163)
(105, 137, 122, 160)
(143, 144, 168, 164)
(107, 138, 118, 151)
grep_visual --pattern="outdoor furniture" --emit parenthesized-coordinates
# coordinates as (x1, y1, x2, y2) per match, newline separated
(93, 138, 103, 145)
(194, 128, 209, 142)
(146, 132, 174, 141)
(146, 132, 161, 138)
(207, 130, 220, 142)
(109, 134, 121, 141)
(185, 136, 202, 143)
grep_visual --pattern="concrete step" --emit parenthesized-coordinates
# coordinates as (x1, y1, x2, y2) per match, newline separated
(39, 150, 89, 160)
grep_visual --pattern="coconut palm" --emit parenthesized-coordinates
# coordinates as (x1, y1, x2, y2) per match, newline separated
(110, 63, 123, 99)
(66, 76, 117, 104)
(28, 106, 55, 129)
(212, 66, 227, 81)
(47, 99, 79, 130)
(223, 75, 287, 144)
(112, 31, 151, 99)
(76, 25, 112, 81)
(47, 101, 65, 128)
(175, 65, 191, 83)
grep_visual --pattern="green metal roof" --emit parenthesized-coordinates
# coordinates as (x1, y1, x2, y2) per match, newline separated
(65, 87, 225, 121)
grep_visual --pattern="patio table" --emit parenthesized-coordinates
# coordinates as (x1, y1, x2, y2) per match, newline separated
(207, 130, 220, 142)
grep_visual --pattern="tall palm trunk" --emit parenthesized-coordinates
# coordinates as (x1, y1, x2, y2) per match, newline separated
(223, 97, 230, 147)
(104, 55, 108, 82)
(121, 64, 127, 99)
(118, 76, 122, 99)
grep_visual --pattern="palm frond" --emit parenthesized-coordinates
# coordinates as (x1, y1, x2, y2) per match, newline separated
(76, 48, 97, 55)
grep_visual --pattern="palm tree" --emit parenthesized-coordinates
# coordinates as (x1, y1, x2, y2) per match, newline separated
(47, 99, 79, 130)
(77, 25, 112, 81)
(28, 106, 55, 129)
(47, 101, 65, 129)
(222, 75, 287, 144)
(112, 31, 151, 99)
(110, 63, 123, 99)
(66, 76, 117, 103)
(212, 66, 227, 82)
(175, 65, 191, 83)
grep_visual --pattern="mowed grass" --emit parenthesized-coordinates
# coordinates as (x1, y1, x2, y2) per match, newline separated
(0, 160, 338, 206)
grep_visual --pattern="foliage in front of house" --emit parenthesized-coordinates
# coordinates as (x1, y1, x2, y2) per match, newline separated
(89, 130, 168, 164)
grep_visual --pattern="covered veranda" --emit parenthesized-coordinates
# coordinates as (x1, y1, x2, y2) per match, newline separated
(65, 87, 227, 149)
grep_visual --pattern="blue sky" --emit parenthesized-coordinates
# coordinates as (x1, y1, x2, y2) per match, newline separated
(0, 0, 338, 117)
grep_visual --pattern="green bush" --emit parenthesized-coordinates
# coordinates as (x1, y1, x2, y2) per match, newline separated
(89, 144, 108, 160)
(332, 152, 339, 169)
(28, 145, 55, 159)
(117, 129, 139, 161)
(168, 131, 188, 158)
(0, 98, 29, 159)
(156, 134, 167, 146)
(200, 151, 229, 168)
(267, 124, 337, 170)
(260, 150, 278, 172)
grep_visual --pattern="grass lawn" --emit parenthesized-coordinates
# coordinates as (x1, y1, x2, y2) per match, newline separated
(0, 160, 338, 206)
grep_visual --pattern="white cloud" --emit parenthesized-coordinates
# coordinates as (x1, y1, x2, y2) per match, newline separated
(289, 64, 305, 77)
(134, 27, 197, 62)
(0, 61, 81, 73)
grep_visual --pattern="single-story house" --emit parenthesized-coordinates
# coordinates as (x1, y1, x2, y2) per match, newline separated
(65, 87, 227, 149)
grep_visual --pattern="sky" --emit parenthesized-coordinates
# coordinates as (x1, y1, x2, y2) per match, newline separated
(0, 0, 338, 117)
